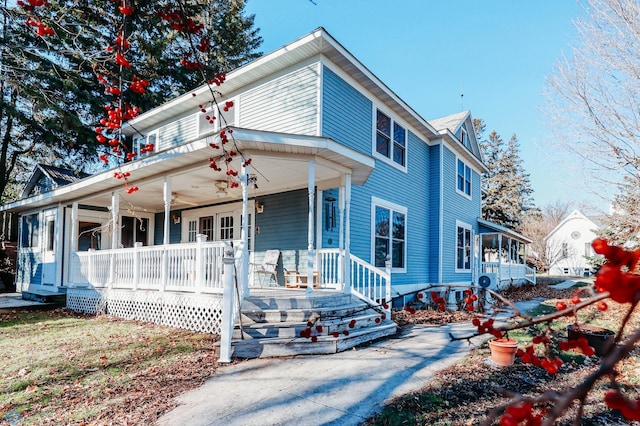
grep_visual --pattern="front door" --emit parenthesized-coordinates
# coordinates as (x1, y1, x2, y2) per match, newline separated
(41, 210, 57, 285)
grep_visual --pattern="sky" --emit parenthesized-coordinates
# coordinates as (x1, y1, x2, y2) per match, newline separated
(245, 0, 610, 213)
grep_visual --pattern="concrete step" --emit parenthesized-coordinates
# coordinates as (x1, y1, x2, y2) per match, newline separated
(230, 322, 397, 359)
(234, 309, 387, 340)
(241, 292, 353, 310)
(22, 290, 66, 304)
(240, 302, 372, 324)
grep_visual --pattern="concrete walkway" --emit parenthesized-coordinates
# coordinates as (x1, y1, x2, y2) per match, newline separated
(158, 322, 488, 426)
(157, 282, 581, 426)
(0, 292, 47, 310)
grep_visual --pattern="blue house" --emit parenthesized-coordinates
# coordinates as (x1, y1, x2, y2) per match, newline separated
(0, 28, 533, 357)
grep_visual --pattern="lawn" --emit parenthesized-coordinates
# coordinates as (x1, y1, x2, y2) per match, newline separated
(371, 283, 640, 425)
(0, 309, 220, 425)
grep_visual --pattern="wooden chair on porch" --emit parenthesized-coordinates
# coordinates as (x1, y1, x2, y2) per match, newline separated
(250, 249, 280, 286)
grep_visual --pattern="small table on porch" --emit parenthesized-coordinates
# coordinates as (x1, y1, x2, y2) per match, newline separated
(285, 270, 320, 289)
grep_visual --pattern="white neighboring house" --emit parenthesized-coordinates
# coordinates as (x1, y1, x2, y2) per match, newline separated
(546, 210, 601, 276)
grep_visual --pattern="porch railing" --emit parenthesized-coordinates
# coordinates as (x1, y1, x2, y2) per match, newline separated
(481, 262, 537, 285)
(69, 239, 241, 293)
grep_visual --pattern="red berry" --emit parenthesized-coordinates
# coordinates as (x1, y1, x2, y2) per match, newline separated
(555, 301, 567, 311)
(597, 301, 608, 311)
(571, 295, 581, 305)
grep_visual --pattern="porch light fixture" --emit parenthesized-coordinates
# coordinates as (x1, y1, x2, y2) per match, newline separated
(256, 201, 264, 213)
(172, 213, 181, 224)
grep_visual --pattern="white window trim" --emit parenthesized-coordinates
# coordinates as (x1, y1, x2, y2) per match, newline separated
(197, 96, 238, 138)
(133, 130, 158, 158)
(372, 106, 408, 173)
(455, 156, 472, 200)
(371, 196, 407, 272)
(180, 200, 254, 246)
(455, 220, 473, 273)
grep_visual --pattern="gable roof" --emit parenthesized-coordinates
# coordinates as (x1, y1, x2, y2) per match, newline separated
(545, 209, 600, 241)
(21, 164, 90, 199)
(428, 111, 469, 134)
(428, 111, 485, 169)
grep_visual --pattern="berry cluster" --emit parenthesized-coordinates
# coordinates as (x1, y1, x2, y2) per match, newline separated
(462, 288, 477, 311)
(472, 317, 502, 339)
(516, 343, 564, 374)
(604, 389, 640, 421)
(558, 336, 595, 356)
(430, 291, 446, 311)
(499, 401, 543, 426)
(592, 238, 640, 304)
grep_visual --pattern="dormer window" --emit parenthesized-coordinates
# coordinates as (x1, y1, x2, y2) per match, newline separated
(375, 109, 406, 168)
(460, 127, 470, 149)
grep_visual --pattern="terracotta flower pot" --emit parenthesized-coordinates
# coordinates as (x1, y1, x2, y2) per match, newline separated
(567, 324, 615, 357)
(489, 338, 518, 366)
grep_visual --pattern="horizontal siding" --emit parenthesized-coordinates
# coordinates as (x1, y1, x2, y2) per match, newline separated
(441, 146, 481, 283)
(349, 130, 432, 287)
(428, 144, 441, 284)
(239, 64, 319, 135)
(153, 212, 182, 245)
(254, 189, 313, 282)
(322, 67, 372, 153)
(157, 114, 198, 150)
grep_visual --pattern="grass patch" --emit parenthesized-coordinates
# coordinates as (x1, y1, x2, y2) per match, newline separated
(0, 308, 220, 425)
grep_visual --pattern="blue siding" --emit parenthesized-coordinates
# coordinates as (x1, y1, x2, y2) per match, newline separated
(153, 212, 182, 244)
(440, 146, 481, 283)
(254, 189, 312, 281)
(428, 144, 441, 284)
(321, 67, 372, 153)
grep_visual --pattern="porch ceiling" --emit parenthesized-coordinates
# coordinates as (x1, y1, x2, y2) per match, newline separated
(3, 128, 375, 213)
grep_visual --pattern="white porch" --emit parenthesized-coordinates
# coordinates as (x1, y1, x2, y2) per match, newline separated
(477, 219, 536, 289)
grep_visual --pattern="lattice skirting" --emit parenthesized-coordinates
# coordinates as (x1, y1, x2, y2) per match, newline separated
(66, 288, 224, 334)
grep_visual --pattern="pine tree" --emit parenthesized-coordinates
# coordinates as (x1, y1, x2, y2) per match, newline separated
(597, 175, 640, 248)
(475, 119, 535, 229)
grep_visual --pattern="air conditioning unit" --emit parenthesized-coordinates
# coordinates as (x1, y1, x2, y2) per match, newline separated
(477, 273, 498, 290)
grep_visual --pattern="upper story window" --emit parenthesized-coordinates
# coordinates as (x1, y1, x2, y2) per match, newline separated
(457, 159, 472, 198)
(372, 198, 407, 271)
(375, 109, 406, 168)
(460, 127, 470, 150)
(132, 131, 157, 158)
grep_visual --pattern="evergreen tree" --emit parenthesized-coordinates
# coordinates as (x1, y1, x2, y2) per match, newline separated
(0, 0, 261, 203)
(596, 175, 640, 249)
(475, 119, 535, 229)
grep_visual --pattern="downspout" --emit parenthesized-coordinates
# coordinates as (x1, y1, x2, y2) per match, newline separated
(438, 141, 444, 285)
(343, 173, 352, 295)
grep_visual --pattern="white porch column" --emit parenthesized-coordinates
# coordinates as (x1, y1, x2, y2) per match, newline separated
(163, 177, 172, 245)
(109, 191, 120, 287)
(338, 182, 345, 288)
(343, 173, 352, 295)
(68, 202, 79, 286)
(162, 177, 172, 292)
(497, 233, 503, 285)
(306, 159, 315, 295)
(240, 164, 250, 296)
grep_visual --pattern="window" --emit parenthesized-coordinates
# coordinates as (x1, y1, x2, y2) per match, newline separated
(562, 242, 568, 258)
(456, 223, 472, 271)
(457, 159, 472, 197)
(45, 219, 55, 251)
(585, 242, 592, 257)
(375, 109, 406, 167)
(460, 127, 470, 149)
(78, 221, 102, 251)
(121, 216, 149, 247)
(21, 213, 40, 248)
(372, 199, 406, 270)
(133, 132, 156, 158)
